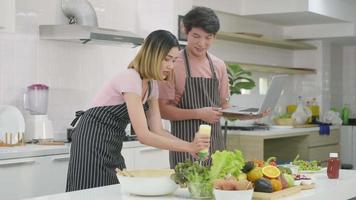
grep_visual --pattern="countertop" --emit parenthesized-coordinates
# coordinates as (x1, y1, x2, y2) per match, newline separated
(0, 141, 144, 160)
(1, 126, 341, 160)
(24, 170, 356, 200)
(227, 125, 340, 139)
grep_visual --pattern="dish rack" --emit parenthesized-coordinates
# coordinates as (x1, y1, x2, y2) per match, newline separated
(0, 132, 25, 147)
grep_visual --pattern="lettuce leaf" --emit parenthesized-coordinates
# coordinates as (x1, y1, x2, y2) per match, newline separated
(210, 150, 245, 180)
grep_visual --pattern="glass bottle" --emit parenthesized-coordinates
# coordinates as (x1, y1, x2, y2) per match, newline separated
(342, 104, 350, 125)
(296, 96, 304, 106)
(327, 153, 340, 179)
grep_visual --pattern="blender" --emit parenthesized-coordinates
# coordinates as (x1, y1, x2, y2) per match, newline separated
(24, 84, 54, 142)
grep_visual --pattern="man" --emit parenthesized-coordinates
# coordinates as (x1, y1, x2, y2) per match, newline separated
(158, 7, 228, 167)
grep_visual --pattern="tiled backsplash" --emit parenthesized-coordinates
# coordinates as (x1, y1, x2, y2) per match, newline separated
(0, 31, 139, 138)
(1, 0, 354, 140)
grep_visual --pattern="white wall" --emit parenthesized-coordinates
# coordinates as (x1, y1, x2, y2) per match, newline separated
(341, 46, 356, 117)
(330, 45, 343, 111)
(0, 0, 333, 139)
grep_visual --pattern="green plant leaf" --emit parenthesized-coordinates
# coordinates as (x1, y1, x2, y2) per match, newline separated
(227, 63, 256, 95)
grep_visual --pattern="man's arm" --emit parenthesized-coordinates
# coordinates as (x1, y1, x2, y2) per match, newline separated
(159, 99, 200, 121)
(159, 99, 222, 123)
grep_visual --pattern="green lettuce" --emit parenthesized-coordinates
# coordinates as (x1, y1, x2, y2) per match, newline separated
(210, 150, 245, 180)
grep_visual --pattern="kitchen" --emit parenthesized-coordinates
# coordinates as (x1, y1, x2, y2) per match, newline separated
(1, 0, 356, 199)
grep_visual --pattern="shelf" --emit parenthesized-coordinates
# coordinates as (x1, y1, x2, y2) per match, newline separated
(226, 61, 316, 75)
(217, 32, 317, 50)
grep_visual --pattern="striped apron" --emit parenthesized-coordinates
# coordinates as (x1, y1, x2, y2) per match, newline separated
(66, 83, 151, 192)
(169, 49, 224, 168)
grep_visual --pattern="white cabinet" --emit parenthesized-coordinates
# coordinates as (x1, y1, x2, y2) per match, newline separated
(0, 144, 168, 200)
(121, 148, 135, 169)
(0, 154, 69, 200)
(0, 157, 37, 200)
(340, 126, 356, 169)
(38, 154, 70, 195)
(0, 0, 15, 32)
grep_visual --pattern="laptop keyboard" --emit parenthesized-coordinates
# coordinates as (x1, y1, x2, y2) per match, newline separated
(239, 108, 259, 112)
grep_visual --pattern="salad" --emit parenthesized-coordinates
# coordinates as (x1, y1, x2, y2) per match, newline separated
(292, 154, 322, 172)
(171, 150, 245, 198)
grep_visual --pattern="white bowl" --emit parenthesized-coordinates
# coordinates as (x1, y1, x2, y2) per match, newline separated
(117, 169, 178, 196)
(214, 189, 253, 200)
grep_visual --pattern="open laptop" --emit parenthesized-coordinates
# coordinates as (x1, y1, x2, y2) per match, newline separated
(221, 74, 289, 115)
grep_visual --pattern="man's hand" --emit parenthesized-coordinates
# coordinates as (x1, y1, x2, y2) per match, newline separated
(222, 108, 272, 120)
(197, 107, 223, 123)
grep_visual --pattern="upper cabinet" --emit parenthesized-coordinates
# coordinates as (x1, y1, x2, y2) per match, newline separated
(194, 0, 356, 44)
(0, 0, 15, 32)
(217, 32, 317, 50)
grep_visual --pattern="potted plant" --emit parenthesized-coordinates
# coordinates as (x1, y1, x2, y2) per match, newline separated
(223, 63, 256, 122)
(222, 63, 256, 148)
(227, 63, 255, 96)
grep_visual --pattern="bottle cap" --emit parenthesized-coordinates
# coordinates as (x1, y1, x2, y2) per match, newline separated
(330, 153, 338, 158)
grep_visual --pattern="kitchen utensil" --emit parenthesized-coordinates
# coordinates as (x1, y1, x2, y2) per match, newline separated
(117, 169, 178, 196)
(0, 105, 25, 145)
(0, 132, 25, 147)
(24, 84, 49, 115)
(26, 115, 54, 141)
(253, 185, 302, 200)
(23, 84, 54, 142)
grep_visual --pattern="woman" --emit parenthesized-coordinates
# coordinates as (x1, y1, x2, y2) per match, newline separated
(66, 30, 210, 192)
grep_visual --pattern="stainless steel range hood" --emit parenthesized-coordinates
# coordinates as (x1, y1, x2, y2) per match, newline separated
(39, 24, 144, 45)
(39, 0, 143, 46)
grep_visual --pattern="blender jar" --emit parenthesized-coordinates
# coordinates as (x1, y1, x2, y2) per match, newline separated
(24, 84, 49, 115)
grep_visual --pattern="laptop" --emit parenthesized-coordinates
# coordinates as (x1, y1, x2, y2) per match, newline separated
(221, 74, 289, 115)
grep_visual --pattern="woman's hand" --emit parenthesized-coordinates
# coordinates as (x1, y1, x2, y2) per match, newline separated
(189, 133, 210, 157)
(197, 107, 223, 123)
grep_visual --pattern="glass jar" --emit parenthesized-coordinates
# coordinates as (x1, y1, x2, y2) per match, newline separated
(327, 153, 340, 179)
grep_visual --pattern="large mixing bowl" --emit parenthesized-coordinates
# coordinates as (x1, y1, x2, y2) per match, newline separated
(117, 169, 178, 196)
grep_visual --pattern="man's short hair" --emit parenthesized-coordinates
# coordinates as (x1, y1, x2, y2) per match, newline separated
(183, 6, 220, 34)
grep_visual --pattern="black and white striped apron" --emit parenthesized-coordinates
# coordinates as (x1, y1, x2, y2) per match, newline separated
(66, 82, 151, 192)
(169, 49, 224, 168)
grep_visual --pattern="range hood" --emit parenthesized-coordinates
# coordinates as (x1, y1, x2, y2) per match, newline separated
(39, 0, 143, 46)
(39, 24, 143, 45)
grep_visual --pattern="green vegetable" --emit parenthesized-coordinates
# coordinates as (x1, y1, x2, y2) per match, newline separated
(210, 150, 245, 180)
(170, 160, 212, 198)
(171, 149, 246, 199)
(292, 154, 321, 171)
(275, 113, 292, 119)
(171, 160, 209, 187)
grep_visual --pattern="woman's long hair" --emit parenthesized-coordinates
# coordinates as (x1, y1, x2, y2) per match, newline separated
(129, 30, 179, 81)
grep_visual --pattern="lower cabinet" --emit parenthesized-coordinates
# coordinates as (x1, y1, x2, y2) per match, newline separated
(227, 128, 340, 162)
(0, 144, 169, 200)
(0, 154, 69, 200)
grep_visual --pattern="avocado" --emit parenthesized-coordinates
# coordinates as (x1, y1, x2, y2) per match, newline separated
(277, 166, 292, 175)
(242, 161, 255, 173)
(254, 178, 273, 193)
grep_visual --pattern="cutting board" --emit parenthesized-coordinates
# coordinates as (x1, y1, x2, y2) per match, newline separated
(253, 185, 302, 200)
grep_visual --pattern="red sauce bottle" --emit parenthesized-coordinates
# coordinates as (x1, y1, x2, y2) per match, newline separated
(327, 153, 340, 179)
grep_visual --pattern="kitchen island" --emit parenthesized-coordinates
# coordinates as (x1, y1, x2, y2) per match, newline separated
(226, 126, 340, 163)
(24, 170, 356, 200)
